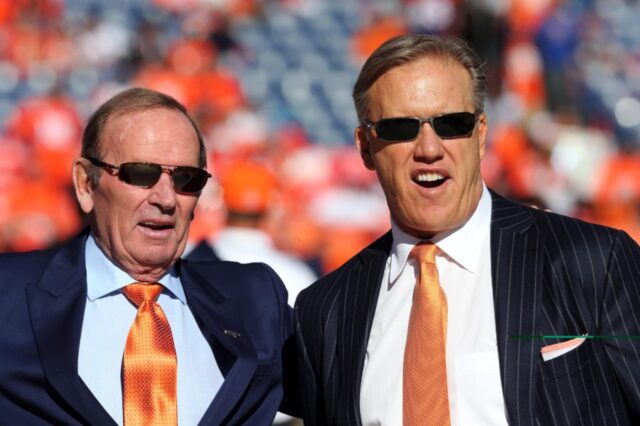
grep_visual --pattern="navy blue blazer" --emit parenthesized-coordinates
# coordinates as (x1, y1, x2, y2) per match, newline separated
(0, 231, 293, 425)
(294, 191, 640, 425)
(187, 240, 222, 262)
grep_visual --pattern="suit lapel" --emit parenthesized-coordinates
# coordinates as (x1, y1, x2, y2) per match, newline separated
(339, 232, 392, 425)
(179, 262, 257, 425)
(26, 233, 116, 425)
(490, 192, 544, 426)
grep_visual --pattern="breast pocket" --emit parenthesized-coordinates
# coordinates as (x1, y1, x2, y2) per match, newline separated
(540, 337, 592, 382)
(535, 338, 630, 425)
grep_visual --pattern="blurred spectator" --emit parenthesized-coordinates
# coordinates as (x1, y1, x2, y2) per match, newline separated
(1, 180, 80, 252)
(461, 0, 508, 97)
(187, 160, 317, 304)
(534, 1, 582, 113)
(502, 41, 547, 112)
(4, 92, 83, 186)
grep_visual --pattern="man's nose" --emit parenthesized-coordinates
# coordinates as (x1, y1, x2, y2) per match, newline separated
(148, 172, 177, 211)
(413, 122, 445, 160)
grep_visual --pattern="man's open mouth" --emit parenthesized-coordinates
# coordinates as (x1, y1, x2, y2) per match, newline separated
(413, 172, 448, 188)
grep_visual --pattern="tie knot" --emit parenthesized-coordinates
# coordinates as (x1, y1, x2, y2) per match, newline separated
(411, 241, 437, 265)
(122, 283, 163, 307)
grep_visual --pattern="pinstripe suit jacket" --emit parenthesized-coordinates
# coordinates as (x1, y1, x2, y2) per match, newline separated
(294, 191, 640, 425)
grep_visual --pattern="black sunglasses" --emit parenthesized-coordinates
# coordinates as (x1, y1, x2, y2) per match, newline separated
(86, 157, 211, 194)
(364, 111, 481, 142)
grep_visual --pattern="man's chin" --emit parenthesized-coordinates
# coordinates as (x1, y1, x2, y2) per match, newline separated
(402, 215, 461, 239)
(129, 247, 179, 273)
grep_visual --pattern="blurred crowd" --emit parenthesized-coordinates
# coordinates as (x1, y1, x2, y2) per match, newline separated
(0, 0, 638, 275)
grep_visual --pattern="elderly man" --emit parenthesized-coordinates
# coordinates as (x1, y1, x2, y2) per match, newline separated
(0, 88, 292, 424)
(294, 35, 640, 425)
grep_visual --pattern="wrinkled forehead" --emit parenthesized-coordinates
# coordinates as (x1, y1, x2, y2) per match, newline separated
(363, 55, 474, 114)
(367, 58, 474, 114)
(98, 107, 199, 163)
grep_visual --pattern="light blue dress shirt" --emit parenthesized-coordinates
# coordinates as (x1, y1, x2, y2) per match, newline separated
(78, 235, 224, 425)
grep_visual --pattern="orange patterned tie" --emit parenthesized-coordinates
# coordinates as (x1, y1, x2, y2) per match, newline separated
(403, 242, 450, 425)
(122, 283, 177, 426)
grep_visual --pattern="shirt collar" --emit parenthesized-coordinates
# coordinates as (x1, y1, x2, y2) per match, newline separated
(84, 233, 186, 304)
(389, 184, 492, 281)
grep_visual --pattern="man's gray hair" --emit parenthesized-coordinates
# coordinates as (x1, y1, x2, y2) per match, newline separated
(352, 34, 487, 123)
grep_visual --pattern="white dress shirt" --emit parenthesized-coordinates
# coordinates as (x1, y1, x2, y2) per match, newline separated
(78, 235, 224, 425)
(360, 185, 508, 425)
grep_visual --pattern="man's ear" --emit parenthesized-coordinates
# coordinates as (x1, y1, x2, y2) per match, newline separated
(72, 158, 95, 214)
(477, 112, 488, 160)
(355, 126, 375, 170)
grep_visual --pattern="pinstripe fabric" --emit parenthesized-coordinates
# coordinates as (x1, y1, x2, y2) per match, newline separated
(295, 233, 390, 426)
(294, 190, 640, 425)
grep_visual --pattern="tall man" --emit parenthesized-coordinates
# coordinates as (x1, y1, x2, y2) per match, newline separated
(0, 88, 292, 424)
(294, 35, 640, 425)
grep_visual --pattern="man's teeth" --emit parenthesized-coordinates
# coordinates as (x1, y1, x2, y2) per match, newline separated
(415, 173, 445, 182)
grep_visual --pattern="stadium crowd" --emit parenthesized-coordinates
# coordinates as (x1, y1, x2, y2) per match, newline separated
(0, 0, 638, 275)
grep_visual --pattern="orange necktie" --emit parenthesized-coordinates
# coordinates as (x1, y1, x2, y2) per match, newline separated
(122, 283, 177, 426)
(403, 242, 450, 425)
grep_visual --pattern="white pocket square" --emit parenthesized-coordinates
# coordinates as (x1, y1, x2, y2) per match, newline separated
(540, 335, 587, 362)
